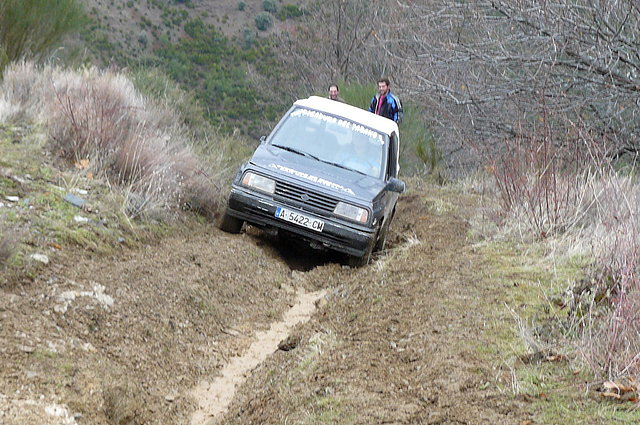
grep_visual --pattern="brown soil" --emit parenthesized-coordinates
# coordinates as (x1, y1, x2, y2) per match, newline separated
(0, 180, 533, 425)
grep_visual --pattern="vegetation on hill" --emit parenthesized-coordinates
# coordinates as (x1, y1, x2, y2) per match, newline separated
(148, 19, 285, 136)
(76, 1, 304, 138)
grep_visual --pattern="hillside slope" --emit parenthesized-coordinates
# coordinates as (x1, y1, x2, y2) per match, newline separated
(81, 0, 303, 61)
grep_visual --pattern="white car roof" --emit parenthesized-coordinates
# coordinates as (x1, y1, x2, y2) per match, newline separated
(293, 96, 399, 137)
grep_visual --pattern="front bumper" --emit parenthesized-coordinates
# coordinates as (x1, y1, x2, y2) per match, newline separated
(225, 187, 375, 257)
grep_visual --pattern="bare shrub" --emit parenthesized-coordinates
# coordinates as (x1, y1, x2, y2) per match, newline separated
(47, 69, 143, 162)
(0, 97, 19, 122)
(180, 171, 223, 220)
(394, 1, 640, 176)
(578, 266, 640, 380)
(0, 60, 52, 122)
(575, 175, 640, 380)
(0, 61, 225, 220)
(489, 114, 609, 238)
(46, 69, 195, 219)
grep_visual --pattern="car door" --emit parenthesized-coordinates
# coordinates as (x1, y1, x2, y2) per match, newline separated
(373, 132, 400, 231)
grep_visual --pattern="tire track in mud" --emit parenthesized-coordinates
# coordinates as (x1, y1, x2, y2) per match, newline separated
(189, 288, 327, 425)
(213, 189, 535, 424)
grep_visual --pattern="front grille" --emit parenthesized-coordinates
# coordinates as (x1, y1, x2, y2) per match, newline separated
(274, 180, 339, 214)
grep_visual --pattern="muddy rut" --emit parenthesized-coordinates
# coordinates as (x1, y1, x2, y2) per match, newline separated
(0, 183, 533, 424)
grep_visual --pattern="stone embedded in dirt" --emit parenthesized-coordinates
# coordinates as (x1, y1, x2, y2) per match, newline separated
(10, 175, 26, 184)
(81, 342, 96, 352)
(30, 253, 50, 264)
(315, 296, 328, 309)
(54, 284, 115, 314)
(314, 386, 335, 397)
(281, 283, 295, 294)
(64, 193, 85, 208)
(73, 215, 89, 224)
(6, 195, 19, 202)
(18, 345, 36, 353)
(222, 328, 241, 337)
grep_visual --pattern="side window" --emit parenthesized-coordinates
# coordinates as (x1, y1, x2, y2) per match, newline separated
(387, 133, 399, 179)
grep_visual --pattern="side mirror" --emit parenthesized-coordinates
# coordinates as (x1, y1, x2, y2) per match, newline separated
(259, 135, 267, 145)
(385, 177, 405, 193)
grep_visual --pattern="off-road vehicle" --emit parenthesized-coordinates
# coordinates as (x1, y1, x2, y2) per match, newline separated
(219, 96, 405, 266)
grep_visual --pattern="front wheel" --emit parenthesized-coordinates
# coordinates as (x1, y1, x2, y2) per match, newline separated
(374, 208, 395, 252)
(347, 233, 377, 268)
(218, 212, 243, 233)
(374, 225, 389, 252)
(348, 252, 371, 268)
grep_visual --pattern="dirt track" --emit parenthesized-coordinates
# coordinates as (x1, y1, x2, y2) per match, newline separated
(0, 180, 534, 424)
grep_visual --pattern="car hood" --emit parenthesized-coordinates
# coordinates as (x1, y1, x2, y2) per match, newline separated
(249, 144, 385, 202)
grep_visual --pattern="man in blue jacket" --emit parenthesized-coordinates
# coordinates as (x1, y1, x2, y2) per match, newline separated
(368, 78, 403, 124)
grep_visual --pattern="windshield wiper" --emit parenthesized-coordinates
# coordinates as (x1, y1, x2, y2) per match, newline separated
(273, 144, 368, 175)
(318, 159, 368, 176)
(272, 144, 319, 160)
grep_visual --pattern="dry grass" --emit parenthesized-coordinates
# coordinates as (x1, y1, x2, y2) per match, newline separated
(0, 61, 226, 220)
(0, 234, 13, 267)
(578, 186, 640, 380)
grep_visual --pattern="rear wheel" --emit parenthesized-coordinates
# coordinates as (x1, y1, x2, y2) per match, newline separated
(218, 212, 243, 233)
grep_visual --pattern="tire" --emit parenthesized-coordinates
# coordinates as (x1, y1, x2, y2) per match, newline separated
(218, 212, 243, 233)
(348, 234, 376, 268)
(375, 208, 396, 252)
(348, 252, 370, 268)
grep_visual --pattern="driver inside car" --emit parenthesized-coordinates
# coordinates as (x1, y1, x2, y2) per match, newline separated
(341, 132, 382, 177)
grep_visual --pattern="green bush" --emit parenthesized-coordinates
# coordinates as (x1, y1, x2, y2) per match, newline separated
(137, 32, 148, 47)
(277, 4, 303, 20)
(238, 1, 246, 11)
(242, 27, 255, 49)
(0, 0, 85, 76)
(263, 0, 278, 13)
(255, 12, 273, 31)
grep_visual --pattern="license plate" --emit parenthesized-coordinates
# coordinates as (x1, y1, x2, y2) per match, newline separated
(275, 207, 325, 232)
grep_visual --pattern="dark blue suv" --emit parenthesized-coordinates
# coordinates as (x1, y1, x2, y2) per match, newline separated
(219, 96, 405, 266)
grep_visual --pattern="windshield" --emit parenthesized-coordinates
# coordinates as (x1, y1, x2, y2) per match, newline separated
(268, 106, 388, 179)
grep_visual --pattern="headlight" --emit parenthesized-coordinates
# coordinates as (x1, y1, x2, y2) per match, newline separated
(242, 172, 276, 194)
(334, 202, 369, 223)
